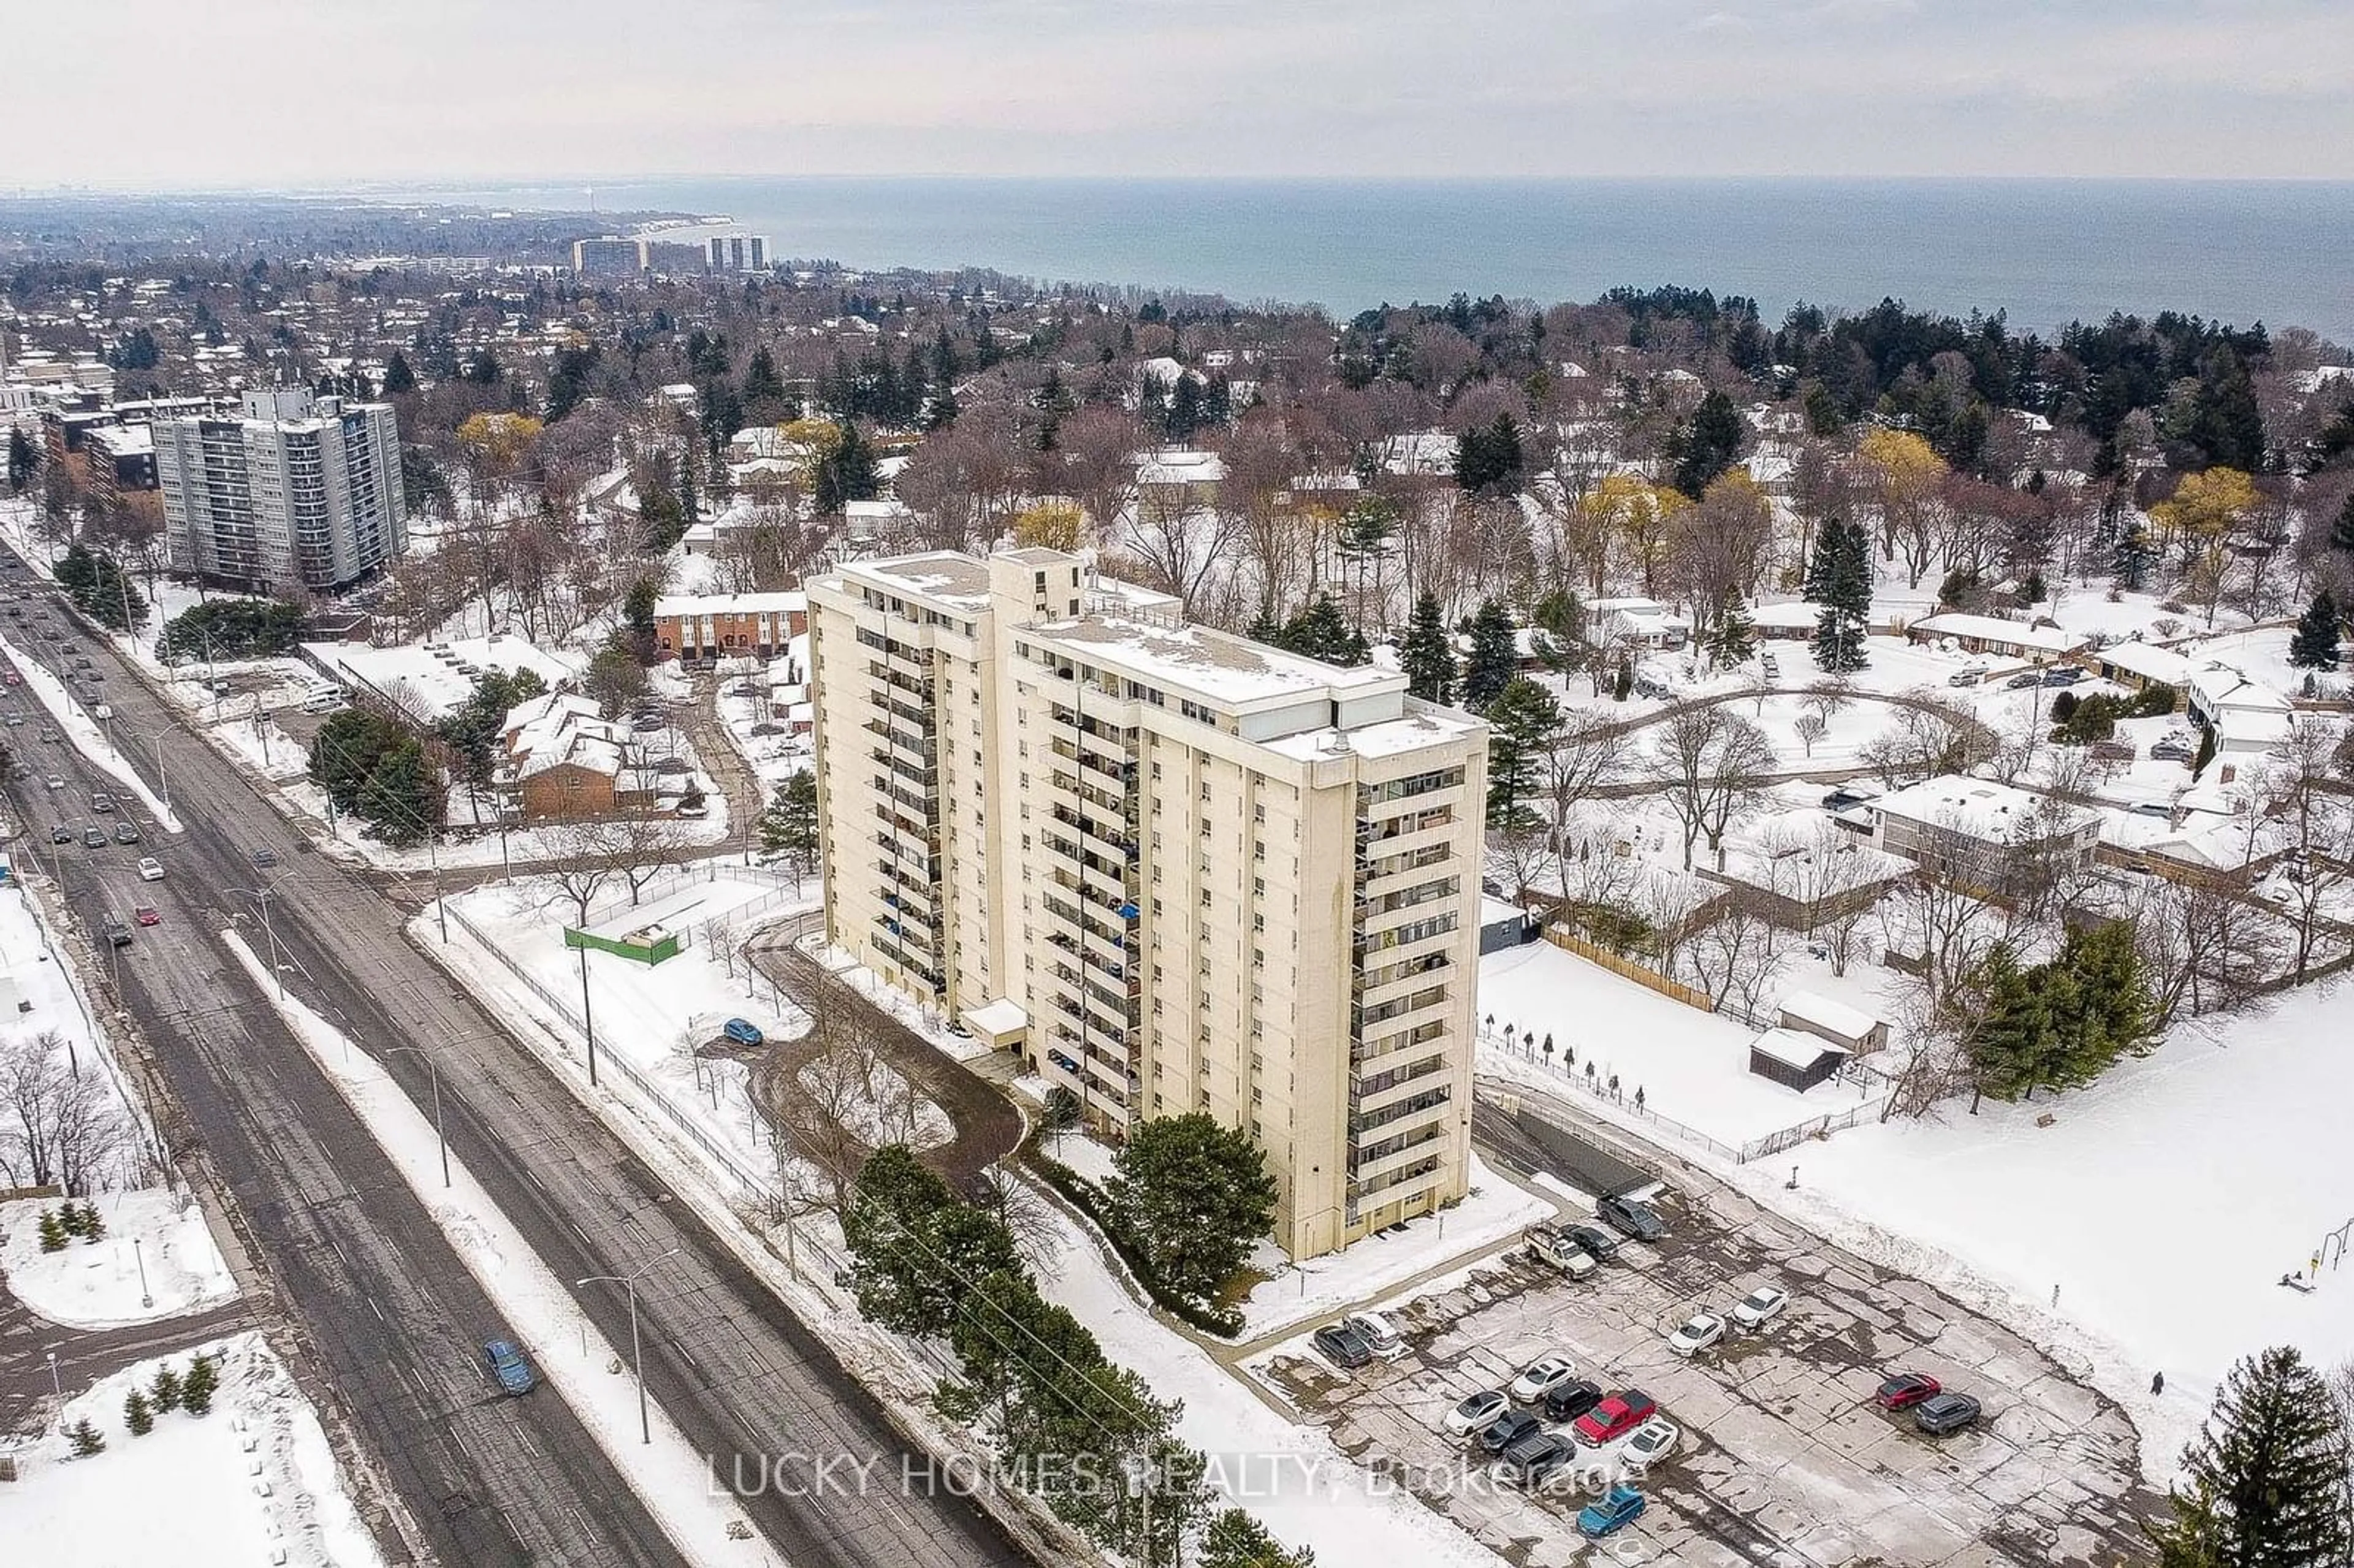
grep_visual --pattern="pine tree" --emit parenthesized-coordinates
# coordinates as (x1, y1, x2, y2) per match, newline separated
(1965, 945, 2046, 1104)
(58, 1201, 87, 1238)
(1484, 677, 1561, 826)
(124, 1388, 154, 1436)
(37, 1209, 67, 1253)
(358, 737, 441, 849)
(380, 349, 416, 397)
(150, 1363, 184, 1413)
(6, 426, 37, 493)
(1199, 1506, 1316, 1568)
(1672, 389, 1746, 499)
(1711, 589, 1756, 668)
(759, 771, 820, 875)
(1400, 593, 1457, 706)
(2288, 590, 2341, 671)
(79, 1201, 104, 1241)
(1462, 599, 1520, 710)
(2114, 519, 2155, 590)
(1810, 517, 1870, 674)
(68, 1418, 105, 1456)
(1279, 595, 1366, 667)
(2149, 1345, 2352, 1568)
(2332, 493, 2354, 554)
(1612, 659, 1633, 702)
(181, 1355, 218, 1417)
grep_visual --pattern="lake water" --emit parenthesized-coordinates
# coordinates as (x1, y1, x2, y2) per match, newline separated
(419, 177, 2354, 341)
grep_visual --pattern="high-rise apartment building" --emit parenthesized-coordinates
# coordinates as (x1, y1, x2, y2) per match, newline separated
(807, 547, 1487, 1257)
(571, 237, 645, 277)
(154, 388, 406, 593)
(707, 235, 769, 271)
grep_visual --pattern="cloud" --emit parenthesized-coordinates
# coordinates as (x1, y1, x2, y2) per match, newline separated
(0, 0, 2348, 183)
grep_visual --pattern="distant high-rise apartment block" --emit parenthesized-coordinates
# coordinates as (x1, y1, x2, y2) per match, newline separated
(570, 237, 644, 277)
(707, 235, 769, 271)
(154, 389, 406, 593)
(806, 546, 1487, 1258)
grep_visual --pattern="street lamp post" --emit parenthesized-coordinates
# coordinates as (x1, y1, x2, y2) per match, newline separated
(132, 1235, 151, 1309)
(228, 875, 291, 999)
(578, 942, 599, 1087)
(576, 1249, 680, 1445)
(134, 726, 172, 813)
(382, 1046, 450, 1188)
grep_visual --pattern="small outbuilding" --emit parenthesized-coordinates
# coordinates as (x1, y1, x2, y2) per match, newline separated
(1776, 989, 1890, 1056)
(1479, 896, 1539, 954)
(1746, 1027, 1849, 1093)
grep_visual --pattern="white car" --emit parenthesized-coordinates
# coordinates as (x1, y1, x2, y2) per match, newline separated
(135, 856, 164, 882)
(1509, 1355, 1578, 1403)
(1731, 1285, 1789, 1329)
(1345, 1311, 1406, 1360)
(1623, 1418, 1680, 1467)
(1444, 1390, 1509, 1437)
(1667, 1313, 1727, 1357)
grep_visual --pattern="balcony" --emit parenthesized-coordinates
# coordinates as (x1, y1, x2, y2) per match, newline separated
(1347, 1124, 1449, 1180)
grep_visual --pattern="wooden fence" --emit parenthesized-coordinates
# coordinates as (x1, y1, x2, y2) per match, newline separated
(1542, 926, 1716, 1014)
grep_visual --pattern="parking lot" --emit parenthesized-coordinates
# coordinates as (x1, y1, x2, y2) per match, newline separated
(1253, 1171, 2158, 1566)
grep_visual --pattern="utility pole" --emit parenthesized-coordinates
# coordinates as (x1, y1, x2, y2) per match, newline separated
(383, 1047, 450, 1187)
(576, 1250, 679, 1445)
(578, 942, 598, 1086)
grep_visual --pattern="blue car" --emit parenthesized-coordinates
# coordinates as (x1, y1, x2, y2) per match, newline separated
(483, 1339, 535, 1395)
(723, 1018, 764, 1047)
(1577, 1483, 1646, 1538)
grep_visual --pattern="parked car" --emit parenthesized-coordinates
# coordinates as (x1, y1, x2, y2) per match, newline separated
(1576, 1483, 1647, 1538)
(251, 847, 276, 868)
(81, 827, 107, 849)
(133, 906, 161, 927)
(1541, 1377, 1605, 1424)
(1914, 1393, 1982, 1436)
(1478, 1409, 1542, 1455)
(49, 824, 72, 844)
(1509, 1355, 1579, 1404)
(1444, 1390, 1509, 1438)
(1596, 1193, 1668, 1242)
(1343, 1312, 1404, 1360)
(90, 791, 113, 813)
(1874, 1372, 1943, 1410)
(483, 1339, 536, 1395)
(2041, 666, 2084, 687)
(2150, 733, 2196, 761)
(43, 774, 63, 791)
(2006, 669, 2043, 688)
(137, 856, 164, 881)
(1946, 666, 1986, 687)
(1623, 1418, 1680, 1467)
(1524, 1224, 1599, 1278)
(1499, 1431, 1578, 1488)
(1574, 1391, 1658, 1446)
(1445, 1390, 1510, 1438)
(113, 821, 140, 845)
(1312, 1322, 1373, 1370)
(1667, 1313, 1727, 1356)
(1731, 1285, 1789, 1329)
(722, 1017, 765, 1047)
(1820, 783, 1881, 812)
(1561, 1224, 1620, 1260)
(101, 915, 132, 948)
(675, 797, 710, 818)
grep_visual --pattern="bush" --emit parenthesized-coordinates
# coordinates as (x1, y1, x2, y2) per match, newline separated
(1026, 1146, 1246, 1338)
(67, 1418, 105, 1456)
(2131, 682, 2178, 717)
(2049, 689, 2079, 723)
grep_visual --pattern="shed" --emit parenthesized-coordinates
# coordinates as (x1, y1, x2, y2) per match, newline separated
(1479, 896, 1539, 955)
(1747, 1028, 1849, 1093)
(1776, 989, 1889, 1056)
(961, 997, 1029, 1052)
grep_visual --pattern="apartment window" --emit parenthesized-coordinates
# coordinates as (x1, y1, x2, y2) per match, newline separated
(1018, 740, 1028, 758)
(1200, 781, 1212, 802)
(1252, 946, 1265, 967)
(1200, 889, 1213, 908)
(1151, 761, 1163, 779)
(1254, 803, 1266, 823)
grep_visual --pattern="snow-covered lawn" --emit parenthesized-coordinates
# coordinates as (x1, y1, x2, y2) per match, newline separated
(0, 1331, 381, 1568)
(1035, 1204, 1501, 1568)
(1477, 939, 1876, 1147)
(222, 932, 787, 1568)
(1730, 978, 2354, 1487)
(797, 1056, 953, 1149)
(1235, 1155, 1552, 1338)
(0, 1190, 235, 1329)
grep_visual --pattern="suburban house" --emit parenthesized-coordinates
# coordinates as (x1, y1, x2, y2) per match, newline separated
(1867, 775, 2101, 892)
(2187, 665, 2295, 760)
(1775, 989, 1890, 1056)
(1585, 597, 1691, 651)
(1134, 447, 1225, 507)
(654, 591, 807, 663)
(2090, 639, 2196, 698)
(498, 693, 653, 821)
(844, 498, 915, 549)
(1903, 612, 2084, 662)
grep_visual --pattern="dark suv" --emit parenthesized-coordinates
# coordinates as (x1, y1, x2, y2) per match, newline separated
(1562, 1224, 1621, 1260)
(1597, 1195, 1668, 1242)
(1541, 1377, 1605, 1423)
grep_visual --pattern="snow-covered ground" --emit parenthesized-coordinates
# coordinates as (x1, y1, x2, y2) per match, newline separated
(0, 627, 182, 831)
(1733, 977, 2354, 1487)
(0, 1331, 381, 1568)
(221, 931, 787, 1568)
(1035, 1203, 1502, 1568)
(0, 1189, 235, 1328)
(0, 875, 154, 1182)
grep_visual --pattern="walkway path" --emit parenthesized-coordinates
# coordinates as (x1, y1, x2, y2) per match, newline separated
(0, 1273, 259, 1431)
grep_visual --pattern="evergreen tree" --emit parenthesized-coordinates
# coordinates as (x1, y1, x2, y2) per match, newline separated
(1802, 512, 1846, 603)
(125, 1389, 154, 1436)
(2332, 492, 2354, 555)
(740, 344, 788, 411)
(1107, 1114, 1278, 1304)
(2114, 519, 2155, 590)
(79, 1201, 104, 1241)
(1810, 517, 1870, 673)
(58, 1201, 88, 1237)
(1452, 415, 1525, 496)
(759, 771, 820, 876)
(68, 1418, 105, 1456)
(381, 349, 416, 396)
(150, 1363, 183, 1413)
(1672, 389, 1746, 499)
(1965, 945, 2046, 1103)
(358, 738, 440, 849)
(1279, 595, 1368, 666)
(37, 1208, 67, 1252)
(813, 421, 879, 513)
(6, 426, 37, 493)
(1710, 589, 1756, 668)
(180, 1355, 218, 1417)
(1400, 593, 1457, 706)
(2185, 346, 2268, 473)
(2149, 1345, 2352, 1568)
(2288, 590, 2341, 671)
(1461, 599, 1520, 709)
(1199, 1507, 1316, 1568)
(1483, 677, 1561, 826)
(1612, 659, 1633, 702)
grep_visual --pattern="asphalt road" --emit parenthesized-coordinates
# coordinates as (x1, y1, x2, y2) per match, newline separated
(0, 567, 1028, 1568)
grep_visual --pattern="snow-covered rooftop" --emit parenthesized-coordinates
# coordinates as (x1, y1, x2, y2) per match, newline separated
(1910, 612, 2084, 654)
(1750, 1027, 1849, 1071)
(1873, 775, 2098, 841)
(2096, 639, 2200, 687)
(852, 552, 996, 611)
(1777, 989, 1883, 1041)
(654, 591, 806, 619)
(1034, 613, 1398, 707)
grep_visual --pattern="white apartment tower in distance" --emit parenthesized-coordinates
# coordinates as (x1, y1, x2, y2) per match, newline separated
(806, 546, 1488, 1258)
(153, 388, 406, 594)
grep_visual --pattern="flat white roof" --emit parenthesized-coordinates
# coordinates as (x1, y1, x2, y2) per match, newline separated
(848, 552, 996, 611)
(1750, 1027, 1848, 1071)
(1033, 614, 1399, 707)
(2097, 639, 2198, 686)
(303, 634, 576, 722)
(1911, 612, 2083, 652)
(1873, 775, 2099, 840)
(1778, 989, 1881, 1040)
(962, 999, 1029, 1035)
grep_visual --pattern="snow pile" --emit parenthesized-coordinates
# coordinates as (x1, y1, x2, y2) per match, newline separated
(0, 628, 181, 831)
(0, 1331, 381, 1568)
(1, 1189, 236, 1329)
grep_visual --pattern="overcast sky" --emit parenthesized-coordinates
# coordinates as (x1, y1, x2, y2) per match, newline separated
(9, 0, 2352, 186)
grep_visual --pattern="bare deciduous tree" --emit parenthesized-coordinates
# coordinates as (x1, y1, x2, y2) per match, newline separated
(1645, 704, 1778, 867)
(0, 1030, 130, 1195)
